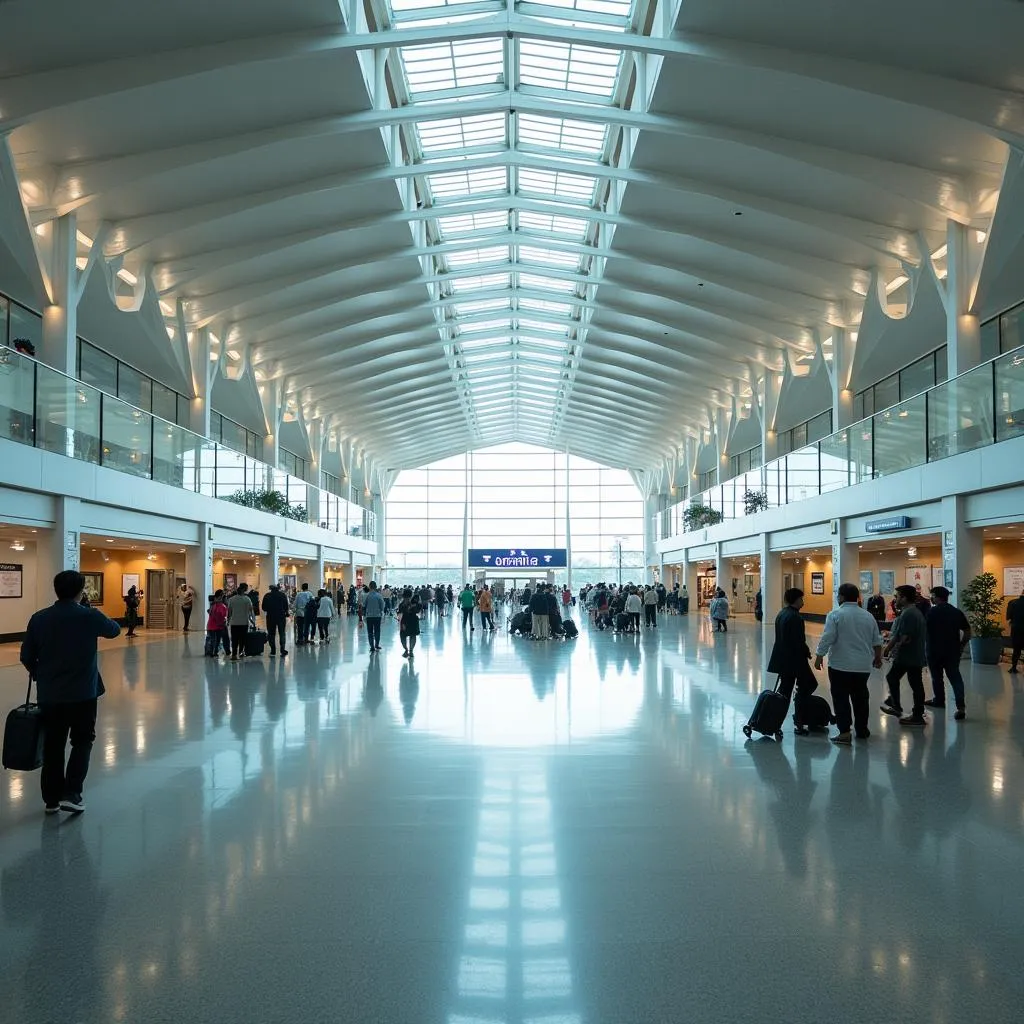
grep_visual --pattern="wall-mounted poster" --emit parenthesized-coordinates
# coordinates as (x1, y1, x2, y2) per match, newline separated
(81, 572, 104, 606)
(879, 570, 895, 596)
(859, 570, 874, 595)
(0, 563, 23, 598)
(932, 566, 945, 588)
(810, 571, 825, 595)
(222, 573, 238, 593)
(121, 573, 141, 597)
(1004, 566, 1024, 597)
(905, 565, 930, 589)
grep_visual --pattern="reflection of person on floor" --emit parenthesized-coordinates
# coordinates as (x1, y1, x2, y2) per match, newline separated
(399, 663, 420, 725)
(363, 658, 384, 717)
(206, 663, 228, 727)
(767, 587, 818, 734)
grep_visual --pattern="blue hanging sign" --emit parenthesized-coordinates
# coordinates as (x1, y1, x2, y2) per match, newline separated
(468, 548, 568, 569)
(865, 516, 911, 534)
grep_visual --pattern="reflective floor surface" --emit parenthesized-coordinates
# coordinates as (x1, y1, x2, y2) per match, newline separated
(1, 611, 1023, 1024)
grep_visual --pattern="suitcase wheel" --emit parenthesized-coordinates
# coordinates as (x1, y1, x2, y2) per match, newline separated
(774, 730, 784, 741)
(742, 725, 752, 738)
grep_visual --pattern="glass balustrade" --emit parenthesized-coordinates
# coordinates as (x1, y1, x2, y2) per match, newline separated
(654, 344, 1024, 541)
(0, 348, 377, 541)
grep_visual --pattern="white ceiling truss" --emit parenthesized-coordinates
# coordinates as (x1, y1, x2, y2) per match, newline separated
(1, 0, 1020, 474)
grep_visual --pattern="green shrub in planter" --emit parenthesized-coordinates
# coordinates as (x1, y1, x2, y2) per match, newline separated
(226, 489, 308, 522)
(682, 502, 724, 531)
(743, 489, 770, 516)
(960, 572, 1003, 664)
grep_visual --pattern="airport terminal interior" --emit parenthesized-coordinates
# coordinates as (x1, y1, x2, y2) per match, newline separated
(1, 0, 1024, 1021)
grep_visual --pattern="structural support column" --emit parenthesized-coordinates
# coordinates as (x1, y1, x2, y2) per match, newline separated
(40, 214, 79, 373)
(267, 535, 280, 591)
(714, 541, 724, 601)
(759, 533, 780, 680)
(759, 370, 782, 464)
(186, 523, 214, 605)
(461, 496, 470, 584)
(941, 495, 982, 606)
(39, 497, 82, 588)
(830, 518, 859, 607)
(829, 327, 857, 430)
(259, 378, 285, 471)
(312, 544, 325, 592)
(943, 221, 983, 380)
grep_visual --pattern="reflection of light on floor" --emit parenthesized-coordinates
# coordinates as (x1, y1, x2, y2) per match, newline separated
(448, 757, 582, 1024)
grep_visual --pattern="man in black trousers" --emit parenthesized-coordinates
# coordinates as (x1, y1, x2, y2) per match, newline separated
(261, 582, 290, 658)
(767, 587, 818, 735)
(20, 570, 121, 815)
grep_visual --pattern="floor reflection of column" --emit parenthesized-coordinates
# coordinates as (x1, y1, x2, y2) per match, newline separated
(448, 754, 582, 1024)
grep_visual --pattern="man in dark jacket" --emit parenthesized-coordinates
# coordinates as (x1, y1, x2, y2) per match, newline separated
(529, 587, 551, 640)
(1008, 589, 1024, 673)
(20, 570, 121, 814)
(866, 592, 886, 627)
(766, 587, 818, 735)
(261, 583, 290, 658)
(545, 585, 562, 635)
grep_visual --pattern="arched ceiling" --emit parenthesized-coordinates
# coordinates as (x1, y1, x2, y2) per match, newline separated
(1, 0, 1020, 473)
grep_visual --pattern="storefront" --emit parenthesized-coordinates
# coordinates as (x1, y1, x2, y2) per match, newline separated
(779, 547, 833, 618)
(854, 533, 943, 618)
(212, 550, 267, 598)
(981, 524, 1024, 623)
(0, 523, 50, 641)
(722, 554, 761, 616)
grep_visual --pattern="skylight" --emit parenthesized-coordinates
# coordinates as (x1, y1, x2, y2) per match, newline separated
(517, 114, 608, 157)
(402, 38, 504, 97)
(517, 318, 569, 336)
(390, 0, 488, 17)
(452, 272, 511, 292)
(519, 245, 581, 269)
(517, 210, 591, 239)
(418, 113, 507, 156)
(518, 272, 577, 293)
(445, 245, 509, 269)
(452, 297, 510, 316)
(459, 317, 515, 335)
(518, 167, 596, 202)
(518, 40, 621, 100)
(519, 298, 574, 316)
(428, 166, 508, 201)
(437, 209, 509, 237)
(541, 0, 634, 17)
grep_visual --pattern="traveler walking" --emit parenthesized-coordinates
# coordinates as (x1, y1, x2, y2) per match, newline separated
(124, 585, 141, 638)
(398, 588, 421, 658)
(20, 570, 121, 813)
(923, 586, 970, 718)
(316, 589, 335, 642)
(754, 589, 763, 623)
(709, 589, 729, 632)
(624, 588, 642, 632)
(178, 583, 195, 632)
(1008, 588, 1024, 673)
(261, 583, 290, 657)
(382, 584, 394, 616)
(294, 583, 315, 645)
(206, 590, 230, 656)
(530, 587, 551, 640)
(881, 585, 929, 727)
(459, 584, 476, 631)
(814, 582, 883, 744)
(363, 581, 385, 652)
(305, 587, 321, 642)
(227, 584, 253, 661)
(767, 588, 818, 735)
(478, 586, 496, 631)
(643, 586, 659, 628)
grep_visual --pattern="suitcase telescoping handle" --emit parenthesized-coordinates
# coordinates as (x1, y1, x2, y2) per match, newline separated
(23, 674, 34, 708)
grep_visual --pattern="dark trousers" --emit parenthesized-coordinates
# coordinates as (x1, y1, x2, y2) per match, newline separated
(267, 617, 287, 654)
(219, 628, 230, 654)
(462, 607, 474, 629)
(886, 662, 925, 717)
(481, 611, 494, 630)
(928, 655, 965, 707)
(40, 700, 97, 805)
(714, 617, 728, 632)
(182, 606, 192, 631)
(230, 624, 248, 658)
(777, 669, 818, 726)
(1011, 632, 1023, 670)
(317, 617, 330, 640)
(644, 605, 657, 627)
(828, 667, 871, 736)
(304, 614, 317, 641)
(401, 632, 417, 653)
(366, 617, 382, 648)
(629, 612, 641, 632)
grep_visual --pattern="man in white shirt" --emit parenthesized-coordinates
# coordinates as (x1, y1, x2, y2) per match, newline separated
(293, 583, 314, 645)
(814, 582, 883, 744)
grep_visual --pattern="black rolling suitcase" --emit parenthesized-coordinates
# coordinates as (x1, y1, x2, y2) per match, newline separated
(799, 693, 835, 732)
(743, 679, 790, 741)
(244, 629, 268, 656)
(509, 611, 530, 635)
(615, 612, 629, 632)
(562, 619, 579, 639)
(3, 677, 44, 771)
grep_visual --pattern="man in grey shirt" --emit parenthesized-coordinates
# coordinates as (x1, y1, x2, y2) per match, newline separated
(363, 581, 386, 653)
(881, 585, 928, 727)
(814, 582, 883, 744)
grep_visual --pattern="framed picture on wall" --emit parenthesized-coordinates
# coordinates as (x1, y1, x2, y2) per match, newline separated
(859, 570, 874, 595)
(222, 573, 238, 593)
(811, 571, 825, 595)
(121, 573, 141, 597)
(905, 565, 929, 588)
(81, 572, 104, 606)
(879, 570, 895, 596)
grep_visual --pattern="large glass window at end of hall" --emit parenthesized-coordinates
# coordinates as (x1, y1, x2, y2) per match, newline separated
(386, 443, 644, 588)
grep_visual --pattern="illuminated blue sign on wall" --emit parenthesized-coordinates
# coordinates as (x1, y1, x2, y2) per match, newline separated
(865, 516, 911, 534)
(468, 548, 568, 569)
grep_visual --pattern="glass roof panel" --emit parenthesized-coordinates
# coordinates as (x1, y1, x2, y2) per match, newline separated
(402, 38, 504, 96)
(452, 272, 510, 292)
(517, 317, 568, 335)
(446, 245, 509, 268)
(518, 40, 621, 99)
(519, 245, 581, 269)
(540, 0, 634, 15)
(518, 272, 577, 293)
(428, 166, 508, 201)
(517, 114, 607, 157)
(437, 209, 509, 237)
(517, 210, 591, 239)
(518, 167, 596, 202)
(418, 113, 507, 155)
(518, 298, 574, 316)
(391, 0, 492, 15)
(451, 297, 510, 315)
(459, 317, 515, 334)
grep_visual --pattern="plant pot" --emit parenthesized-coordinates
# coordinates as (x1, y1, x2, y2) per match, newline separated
(969, 636, 1004, 665)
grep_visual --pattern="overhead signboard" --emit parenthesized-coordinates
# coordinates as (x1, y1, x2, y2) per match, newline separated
(468, 548, 568, 569)
(865, 516, 911, 534)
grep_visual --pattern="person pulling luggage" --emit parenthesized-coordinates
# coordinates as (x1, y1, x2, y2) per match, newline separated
(767, 587, 818, 735)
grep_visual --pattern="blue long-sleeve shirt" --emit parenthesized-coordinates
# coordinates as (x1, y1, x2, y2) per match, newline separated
(20, 601, 121, 703)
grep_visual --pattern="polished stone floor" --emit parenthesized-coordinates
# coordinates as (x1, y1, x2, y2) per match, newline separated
(1, 609, 1022, 1024)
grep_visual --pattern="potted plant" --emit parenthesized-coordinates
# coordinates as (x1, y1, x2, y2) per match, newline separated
(682, 502, 724, 532)
(226, 488, 308, 522)
(960, 572, 1004, 664)
(743, 489, 770, 516)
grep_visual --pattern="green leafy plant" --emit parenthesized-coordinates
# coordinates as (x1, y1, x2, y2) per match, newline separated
(682, 502, 724, 531)
(226, 489, 308, 522)
(960, 572, 1003, 638)
(743, 489, 770, 516)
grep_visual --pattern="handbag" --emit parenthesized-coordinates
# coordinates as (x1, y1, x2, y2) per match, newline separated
(3, 676, 45, 772)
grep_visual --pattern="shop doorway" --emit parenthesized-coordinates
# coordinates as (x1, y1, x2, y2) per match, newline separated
(146, 569, 176, 629)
